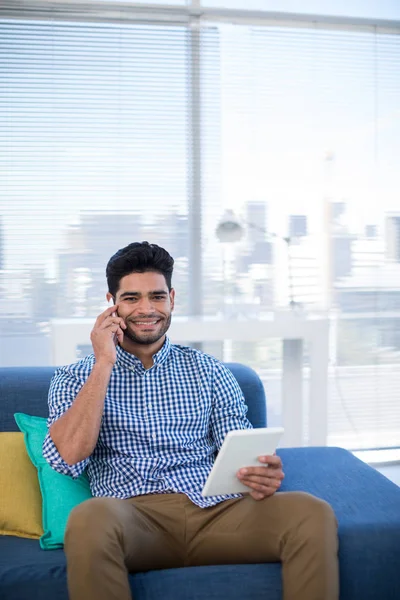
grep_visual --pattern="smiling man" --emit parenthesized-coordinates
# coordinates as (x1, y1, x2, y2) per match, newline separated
(43, 241, 339, 600)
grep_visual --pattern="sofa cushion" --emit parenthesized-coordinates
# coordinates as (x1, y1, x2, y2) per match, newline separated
(130, 563, 281, 599)
(1, 447, 400, 599)
(0, 536, 282, 600)
(14, 413, 92, 550)
(0, 536, 66, 585)
(0, 433, 43, 540)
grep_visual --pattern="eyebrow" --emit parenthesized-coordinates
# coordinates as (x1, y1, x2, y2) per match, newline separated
(119, 290, 168, 298)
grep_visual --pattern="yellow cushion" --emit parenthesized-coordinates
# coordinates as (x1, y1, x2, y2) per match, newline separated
(0, 432, 44, 539)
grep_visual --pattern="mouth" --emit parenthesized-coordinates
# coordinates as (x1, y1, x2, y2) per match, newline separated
(130, 319, 161, 330)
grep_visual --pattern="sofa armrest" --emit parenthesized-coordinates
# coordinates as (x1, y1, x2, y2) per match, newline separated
(277, 446, 400, 600)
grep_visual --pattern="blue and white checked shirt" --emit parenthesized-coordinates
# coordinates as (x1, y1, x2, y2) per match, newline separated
(42, 337, 253, 508)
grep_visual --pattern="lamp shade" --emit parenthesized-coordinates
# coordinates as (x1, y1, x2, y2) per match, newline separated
(215, 210, 244, 243)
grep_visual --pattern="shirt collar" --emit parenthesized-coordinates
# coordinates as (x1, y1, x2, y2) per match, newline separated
(115, 336, 171, 370)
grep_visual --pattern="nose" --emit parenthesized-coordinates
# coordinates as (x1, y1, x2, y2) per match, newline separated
(136, 296, 155, 314)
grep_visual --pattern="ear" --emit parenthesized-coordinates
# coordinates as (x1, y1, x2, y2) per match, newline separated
(170, 288, 175, 312)
(106, 292, 114, 304)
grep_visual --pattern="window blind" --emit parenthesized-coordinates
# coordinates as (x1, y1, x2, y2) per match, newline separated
(199, 21, 400, 449)
(1, 6, 400, 450)
(0, 17, 192, 328)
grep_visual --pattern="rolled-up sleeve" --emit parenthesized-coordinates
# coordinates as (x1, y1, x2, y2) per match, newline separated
(42, 367, 90, 479)
(210, 362, 253, 450)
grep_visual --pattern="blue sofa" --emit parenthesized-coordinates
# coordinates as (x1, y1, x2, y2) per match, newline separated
(1, 365, 400, 600)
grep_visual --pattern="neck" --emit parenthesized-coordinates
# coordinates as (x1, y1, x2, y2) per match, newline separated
(120, 335, 166, 370)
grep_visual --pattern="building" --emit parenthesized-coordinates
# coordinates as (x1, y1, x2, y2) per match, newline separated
(0, 318, 51, 366)
(331, 202, 346, 222)
(246, 202, 268, 242)
(385, 213, 400, 262)
(153, 212, 188, 260)
(328, 201, 354, 295)
(0, 270, 51, 366)
(55, 212, 144, 317)
(335, 263, 400, 352)
(289, 215, 308, 239)
(332, 236, 353, 281)
(365, 224, 378, 239)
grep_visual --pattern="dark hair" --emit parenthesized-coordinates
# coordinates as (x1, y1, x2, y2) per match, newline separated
(106, 241, 174, 296)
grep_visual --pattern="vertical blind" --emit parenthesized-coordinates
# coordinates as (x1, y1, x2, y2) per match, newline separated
(1, 6, 400, 450)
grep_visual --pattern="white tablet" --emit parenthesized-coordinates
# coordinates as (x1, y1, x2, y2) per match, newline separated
(202, 427, 284, 497)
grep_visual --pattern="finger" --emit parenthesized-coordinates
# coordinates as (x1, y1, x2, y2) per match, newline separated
(241, 479, 278, 495)
(106, 324, 122, 335)
(238, 466, 284, 479)
(258, 455, 282, 467)
(239, 474, 282, 488)
(99, 317, 126, 330)
(95, 304, 120, 326)
(251, 491, 266, 501)
(241, 476, 281, 491)
(103, 316, 125, 326)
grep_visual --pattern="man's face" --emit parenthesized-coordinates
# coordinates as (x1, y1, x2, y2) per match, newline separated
(108, 271, 174, 346)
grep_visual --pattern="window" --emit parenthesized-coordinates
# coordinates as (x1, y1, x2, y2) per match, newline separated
(1, 2, 399, 451)
(1, 18, 191, 315)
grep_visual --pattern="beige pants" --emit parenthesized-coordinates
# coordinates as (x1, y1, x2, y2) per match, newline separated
(65, 491, 339, 600)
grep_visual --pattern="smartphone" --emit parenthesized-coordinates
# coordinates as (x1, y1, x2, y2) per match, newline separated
(108, 298, 117, 317)
(108, 299, 119, 344)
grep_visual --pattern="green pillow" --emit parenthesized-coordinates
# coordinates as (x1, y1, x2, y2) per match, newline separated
(14, 412, 92, 550)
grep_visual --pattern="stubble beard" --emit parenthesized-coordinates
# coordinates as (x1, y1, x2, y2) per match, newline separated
(123, 313, 172, 346)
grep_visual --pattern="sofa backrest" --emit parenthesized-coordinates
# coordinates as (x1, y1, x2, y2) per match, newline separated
(0, 362, 267, 432)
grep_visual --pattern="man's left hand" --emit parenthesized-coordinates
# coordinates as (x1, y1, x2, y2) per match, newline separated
(237, 454, 284, 501)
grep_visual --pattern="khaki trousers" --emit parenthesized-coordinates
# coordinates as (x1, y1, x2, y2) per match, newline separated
(64, 492, 339, 600)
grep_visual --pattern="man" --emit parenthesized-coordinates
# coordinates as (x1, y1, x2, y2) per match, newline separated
(43, 241, 339, 600)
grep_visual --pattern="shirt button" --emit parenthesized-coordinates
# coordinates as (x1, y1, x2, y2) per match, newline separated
(152, 434, 156, 441)
(131, 367, 135, 372)
(147, 403, 152, 410)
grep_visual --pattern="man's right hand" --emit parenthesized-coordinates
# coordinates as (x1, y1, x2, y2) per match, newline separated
(50, 304, 125, 465)
(90, 305, 127, 366)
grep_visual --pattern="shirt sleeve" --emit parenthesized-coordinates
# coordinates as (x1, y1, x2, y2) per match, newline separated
(42, 366, 90, 479)
(210, 361, 253, 450)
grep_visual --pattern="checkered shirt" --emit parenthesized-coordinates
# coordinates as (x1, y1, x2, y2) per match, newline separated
(42, 337, 253, 508)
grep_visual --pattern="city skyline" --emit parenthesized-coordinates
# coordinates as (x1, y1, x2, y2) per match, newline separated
(0, 199, 395, 311)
